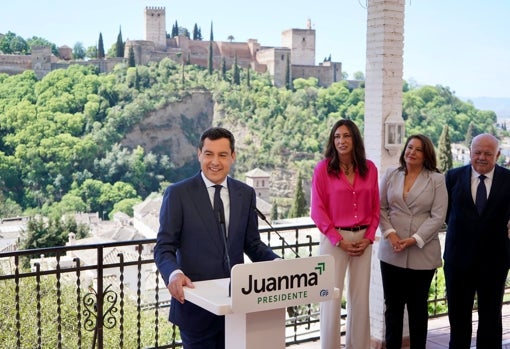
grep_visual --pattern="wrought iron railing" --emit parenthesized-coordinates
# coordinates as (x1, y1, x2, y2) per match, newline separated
(0, 222, 505, 348)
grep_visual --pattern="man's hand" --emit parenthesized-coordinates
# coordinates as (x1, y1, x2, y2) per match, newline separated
(167, 273, 194, 304)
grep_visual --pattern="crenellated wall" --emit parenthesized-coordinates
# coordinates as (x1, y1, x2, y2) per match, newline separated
(0, 6, 346, 88)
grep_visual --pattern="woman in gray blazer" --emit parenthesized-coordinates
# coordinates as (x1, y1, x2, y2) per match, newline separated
(378, 134, 448, 349)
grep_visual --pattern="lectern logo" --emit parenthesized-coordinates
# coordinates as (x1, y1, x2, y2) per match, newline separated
(241, 262, 326, 295)
(315, 262, 325, 275)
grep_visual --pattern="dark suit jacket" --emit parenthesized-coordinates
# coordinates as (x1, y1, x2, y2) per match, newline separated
(154, 172, 279, 331)
(444, 164, 510, 270)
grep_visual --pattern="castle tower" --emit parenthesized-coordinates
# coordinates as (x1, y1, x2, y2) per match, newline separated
(281, 23, 316, 66)
(31, 46, 52, 79)
(144, 7, 167, 50)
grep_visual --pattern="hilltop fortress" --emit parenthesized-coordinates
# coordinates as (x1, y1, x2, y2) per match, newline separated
(0, 7, 343, 88)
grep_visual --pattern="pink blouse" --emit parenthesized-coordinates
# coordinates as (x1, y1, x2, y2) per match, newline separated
(311, 158, 380, 246)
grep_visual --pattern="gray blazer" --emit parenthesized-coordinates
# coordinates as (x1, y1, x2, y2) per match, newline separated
(378, 167, 448, 270)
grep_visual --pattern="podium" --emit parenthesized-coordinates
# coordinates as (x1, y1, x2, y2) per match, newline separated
(184, 255, 338, 349)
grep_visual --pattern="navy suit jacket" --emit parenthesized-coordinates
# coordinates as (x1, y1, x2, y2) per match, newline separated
(154, 172, 279, 331)
(444, 164, 510, 270)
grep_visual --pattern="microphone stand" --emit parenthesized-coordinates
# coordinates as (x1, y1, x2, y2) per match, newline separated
(218, 210, 232, 297)
(254, 207, 300, 258)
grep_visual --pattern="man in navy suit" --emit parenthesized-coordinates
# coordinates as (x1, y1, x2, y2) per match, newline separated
(154, 127, 279, 349)
(444, 133, 510, 348)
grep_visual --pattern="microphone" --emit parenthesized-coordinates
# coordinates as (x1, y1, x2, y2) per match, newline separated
(218, 210, 232, 297)
(254, 207, 300, 258)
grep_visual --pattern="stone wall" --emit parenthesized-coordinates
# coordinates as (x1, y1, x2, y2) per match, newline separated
(0, 7, 345, 89)
(292, 62, 342, 87)
(0, 54, 31, 75)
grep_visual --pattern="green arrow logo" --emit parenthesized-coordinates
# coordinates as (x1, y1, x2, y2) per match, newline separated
(315, 262, 325, 275)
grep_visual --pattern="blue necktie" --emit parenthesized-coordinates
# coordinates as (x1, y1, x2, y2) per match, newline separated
(475, 174, 487, 214)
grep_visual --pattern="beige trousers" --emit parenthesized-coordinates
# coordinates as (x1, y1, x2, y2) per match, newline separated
(319, 229, 372, 349)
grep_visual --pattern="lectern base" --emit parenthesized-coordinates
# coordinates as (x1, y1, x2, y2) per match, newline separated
(225, 308, 286, 349)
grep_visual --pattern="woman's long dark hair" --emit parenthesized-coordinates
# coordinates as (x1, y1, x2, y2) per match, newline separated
(324, 119, 368, 177)
(398, 134, 440, 173)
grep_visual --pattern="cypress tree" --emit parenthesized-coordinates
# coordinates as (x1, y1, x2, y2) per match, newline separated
(285, 54, 291, 89)
(172, 21, 179, 37)
(116, 27, 124, 57)
(221, 57, 226, 80)
(271, 202, 279, 221)
(438, 124, 453, 173)
(465, 122, 474, 147)
(207, 22, 214, 75)
(98, 32, 105, 59)
(135, 68, 140, 90)
(128, 46, 135, 67)
(232, 53, 240, 85)
(289, 172, 307, 218)
(193, 23, 199, 40)
(246, 66, 251, 88)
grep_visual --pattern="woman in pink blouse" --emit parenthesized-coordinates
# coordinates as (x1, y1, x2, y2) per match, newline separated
(311, 119, 380, 349)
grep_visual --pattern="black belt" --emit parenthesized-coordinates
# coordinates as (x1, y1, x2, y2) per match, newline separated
(336, 225, 369, 232)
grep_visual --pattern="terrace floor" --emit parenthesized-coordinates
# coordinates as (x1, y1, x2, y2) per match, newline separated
(292, 303, 510, 348)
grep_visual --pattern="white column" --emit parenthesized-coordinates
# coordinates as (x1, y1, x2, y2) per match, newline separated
(364, 1, 406, 348)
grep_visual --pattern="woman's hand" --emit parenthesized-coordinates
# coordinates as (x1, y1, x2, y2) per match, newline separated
(391, 235, 416, 253)
(339, 238, 371, 256)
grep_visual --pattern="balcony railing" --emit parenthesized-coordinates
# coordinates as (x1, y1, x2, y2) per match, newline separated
(0, 222, 506, 348)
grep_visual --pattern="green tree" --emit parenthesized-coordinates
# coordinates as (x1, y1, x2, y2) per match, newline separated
(116, 27, 124, 57)
(26, 36, 59, 55)
(271, 201, 279, 220)
(246, 66, 251, 88)
(285, 54, 291, 90)
(110, 197, 142, 217)
(22, 215, 88, 250)
(232, 53, 240, 85)
(289, 172, 307, 218)
(106, 43, 118, 58)
(192, 23, 202, 40)
(208, 22, 214, 74)
(172, 21, 179, 37)
(221, 57, 226, 80)
(465, 121, 474, 146)
(353, 71, 365, 80)
(72, 42, 86, 60)
(437, 124, 453, 173)
(0, 32, 29, 54)
(0, 194, 22, 218)
(86, 45, 98, 59)
(97, 32, 105, 58)
(128, 46, 136, 67)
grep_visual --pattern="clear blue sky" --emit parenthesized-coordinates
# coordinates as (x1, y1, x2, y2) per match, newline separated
(1, 0, 509, 99)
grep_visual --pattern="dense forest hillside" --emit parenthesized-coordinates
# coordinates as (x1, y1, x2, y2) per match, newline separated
(0, 58, 502, 220)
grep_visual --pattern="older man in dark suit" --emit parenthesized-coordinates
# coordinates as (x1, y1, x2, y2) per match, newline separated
(444, 133, 510, 349)
(154, 127, 279, 349)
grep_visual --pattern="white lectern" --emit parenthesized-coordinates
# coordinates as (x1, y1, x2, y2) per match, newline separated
(184, 255, 338, 349)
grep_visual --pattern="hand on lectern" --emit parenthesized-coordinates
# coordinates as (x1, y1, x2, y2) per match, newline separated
(168, 273, 195, 304)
